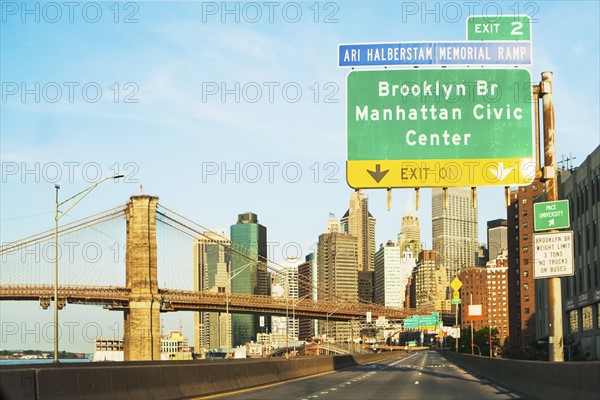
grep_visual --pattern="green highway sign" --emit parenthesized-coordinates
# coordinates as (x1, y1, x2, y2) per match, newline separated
(403, 312, 441, 329)
(451, 299, 462, 305)
(534, 200, 570, 231)
(347, 68, 535, 188)
(467, 15, 532, 41)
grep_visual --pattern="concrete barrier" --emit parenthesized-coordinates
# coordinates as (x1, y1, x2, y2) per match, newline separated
(108, 366, 139, 399)
(440, 351, 600, 400)
(36, 368, 80, 400)
(0, 352, 400, 400)
(0, 370, 36, 400)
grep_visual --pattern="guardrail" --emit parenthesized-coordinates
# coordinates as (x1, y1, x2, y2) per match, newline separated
(440, 350, 600, 400)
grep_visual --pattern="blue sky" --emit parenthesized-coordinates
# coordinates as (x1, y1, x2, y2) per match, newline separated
(1, 1, 599, 352)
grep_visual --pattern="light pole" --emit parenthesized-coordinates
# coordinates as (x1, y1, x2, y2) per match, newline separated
(325, 305, 344, 355)
(470, 293, 474, 356)
(285, 275, 289, 358)
(291, 293, 311, 356)
(53, 175, 123, 362)
(226, 260, 256, 351)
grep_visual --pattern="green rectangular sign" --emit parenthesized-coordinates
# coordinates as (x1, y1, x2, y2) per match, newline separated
(347, 68, 535, 188)
(451, 299, 462, 304)
(403, 313, 440, 329)
(534, 200, 570, 231)
(467, 15, 531, 41)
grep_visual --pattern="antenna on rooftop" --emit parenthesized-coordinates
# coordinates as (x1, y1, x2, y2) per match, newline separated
(558, 153, 577, 171)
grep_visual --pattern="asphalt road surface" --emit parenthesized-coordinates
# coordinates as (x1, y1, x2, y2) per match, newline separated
(204, 351, 523, 400)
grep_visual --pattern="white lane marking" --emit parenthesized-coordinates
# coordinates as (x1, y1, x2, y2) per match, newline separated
(415, 381, 420, 385)
(418, 372, 422, 375)
(330, 388, 337, 391)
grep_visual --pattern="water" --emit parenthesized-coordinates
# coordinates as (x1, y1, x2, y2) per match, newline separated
(0, 358, 90, 366)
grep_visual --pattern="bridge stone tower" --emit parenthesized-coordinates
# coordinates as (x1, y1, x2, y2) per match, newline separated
(123, 195, 161, 361)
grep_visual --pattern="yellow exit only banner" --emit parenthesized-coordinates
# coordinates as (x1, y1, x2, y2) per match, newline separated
(347, 158, 535, 188)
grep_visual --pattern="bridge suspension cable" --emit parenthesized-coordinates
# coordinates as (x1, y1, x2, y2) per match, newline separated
(0, 205, 126, 255)
(157, 204, 368, 306)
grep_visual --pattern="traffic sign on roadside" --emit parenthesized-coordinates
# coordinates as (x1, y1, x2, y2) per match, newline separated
(533, 231, 574, 279)
(534, 200, 570, 231)
(466, 304, 485, 321)
(467, 15, 532, 41)
(450, 277, 463, 291)
(346, 68, 535, 188)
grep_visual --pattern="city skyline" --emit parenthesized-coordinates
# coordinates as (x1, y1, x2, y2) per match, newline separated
(1, 1, 598, 353)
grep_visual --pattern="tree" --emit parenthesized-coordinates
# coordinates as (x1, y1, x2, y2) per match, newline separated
(454, 325, 501, 356)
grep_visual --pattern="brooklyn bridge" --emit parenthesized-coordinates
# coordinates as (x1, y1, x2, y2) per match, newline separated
(0, 195, 424, 361)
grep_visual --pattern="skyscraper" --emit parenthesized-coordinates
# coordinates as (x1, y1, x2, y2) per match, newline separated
(398, 195, 423, 259)
(374, 241, 416, 308)
(193, 231, 231, 352)
(340, 190, 376, 272)
(432, 187, 479, 288)
(487, 219, 508, 262)
(459, 256, 510, 345)
(317, 220, 358, 342)
(270, 258, 300, 345)
(507, 179, 543, 353)
(410, 250, 448, 311)
(230, 212, 269, 346)
(298, 253, 318, 341)
(557, 146, 600, 360)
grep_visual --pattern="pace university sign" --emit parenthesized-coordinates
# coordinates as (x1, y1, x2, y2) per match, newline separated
(346, 68, 535, 188)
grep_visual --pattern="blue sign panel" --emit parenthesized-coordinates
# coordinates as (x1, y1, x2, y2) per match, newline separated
(338, 41, 532, 67)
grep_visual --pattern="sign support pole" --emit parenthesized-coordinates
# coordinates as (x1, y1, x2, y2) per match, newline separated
(470, 293, 474, 355)
(541, 71, 564, 362)
(455, 302, 459, 353)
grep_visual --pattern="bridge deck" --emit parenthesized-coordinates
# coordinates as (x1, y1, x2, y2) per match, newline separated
(0, 285, 422, 321)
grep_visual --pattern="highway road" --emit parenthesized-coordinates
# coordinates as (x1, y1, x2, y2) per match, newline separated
(204, 351, 523, 400)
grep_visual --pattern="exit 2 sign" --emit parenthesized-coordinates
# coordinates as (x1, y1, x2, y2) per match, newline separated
(467, 15, 532, 41)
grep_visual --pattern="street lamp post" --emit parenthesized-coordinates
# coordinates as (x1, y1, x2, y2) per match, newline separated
(291, 293, 311, 356)
(285, 275, 289, 359)
(325, 305, 344, 355)
(53, 175, 123, 363)
(225, 260, 256, 351)
(470, 293, 474, 356)
(326, 313, 330, 355)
